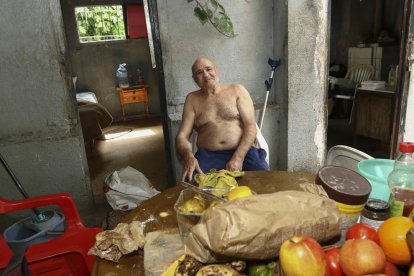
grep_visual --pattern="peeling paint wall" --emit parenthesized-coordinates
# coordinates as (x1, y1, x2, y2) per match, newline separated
(0, 1, 93, 229)
(287, 0, 329, 172)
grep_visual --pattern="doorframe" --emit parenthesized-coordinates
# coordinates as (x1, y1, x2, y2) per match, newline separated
(147, 0, 175, 187)
(391, 0, 413, 158)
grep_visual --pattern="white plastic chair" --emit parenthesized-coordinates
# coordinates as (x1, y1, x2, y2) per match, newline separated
(326, 145, 373, 172)
(330, 64, 374, 121)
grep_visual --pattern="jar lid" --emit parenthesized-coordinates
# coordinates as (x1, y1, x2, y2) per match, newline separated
(315, 166, 372, 205)
(365, 198, 390, 212)
(400, 142, 414, 153)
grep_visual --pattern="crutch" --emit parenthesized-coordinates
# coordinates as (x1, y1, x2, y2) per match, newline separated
(258, 58, 281, 131)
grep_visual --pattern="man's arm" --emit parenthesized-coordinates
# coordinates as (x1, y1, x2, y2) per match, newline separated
(175, 94, 203, 181)
(226, 85, 257, 171)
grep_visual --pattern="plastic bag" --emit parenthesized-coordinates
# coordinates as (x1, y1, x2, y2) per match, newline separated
(104, 166, 160, 210)
(116, 63, 129, 88)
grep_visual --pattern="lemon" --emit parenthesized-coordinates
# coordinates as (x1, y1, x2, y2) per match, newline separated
(227, 186, 252, 201)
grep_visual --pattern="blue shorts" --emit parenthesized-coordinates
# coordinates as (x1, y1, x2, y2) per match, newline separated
(194, 147, 269, 173)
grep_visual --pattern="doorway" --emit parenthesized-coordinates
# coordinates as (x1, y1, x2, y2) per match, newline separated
(327, 0, 406, 158)
(59, 0, 174, 207)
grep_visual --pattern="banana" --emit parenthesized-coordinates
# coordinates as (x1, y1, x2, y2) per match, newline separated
(226, 260, 246, 272)
(195, 264, 240, 275)
(175, 255, 203, 276)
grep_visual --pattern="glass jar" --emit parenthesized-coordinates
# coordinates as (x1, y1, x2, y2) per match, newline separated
(359, 199, 390, 231)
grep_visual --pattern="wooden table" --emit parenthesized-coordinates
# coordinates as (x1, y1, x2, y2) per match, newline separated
(116, 85, 149, 121)
(92, 170, 315, 275)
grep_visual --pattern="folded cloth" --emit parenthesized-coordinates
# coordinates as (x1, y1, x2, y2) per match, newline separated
(195, 169, 243, 188)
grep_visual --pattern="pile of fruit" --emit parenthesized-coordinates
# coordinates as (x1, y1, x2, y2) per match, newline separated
(164, 216, 414, 275)
(279, 216, 414, 276)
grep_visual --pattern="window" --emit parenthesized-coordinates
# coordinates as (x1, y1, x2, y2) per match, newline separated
(75, 4, 148, 43)
(75, 5, 126, 43)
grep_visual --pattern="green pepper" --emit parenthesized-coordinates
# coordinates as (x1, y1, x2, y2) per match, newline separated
(247, 261, 277, 276)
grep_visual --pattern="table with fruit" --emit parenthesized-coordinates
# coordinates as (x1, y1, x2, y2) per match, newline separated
(92, 170, 414, 276)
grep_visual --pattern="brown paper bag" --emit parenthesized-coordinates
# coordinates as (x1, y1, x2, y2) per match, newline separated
(184, 190, 341, 263)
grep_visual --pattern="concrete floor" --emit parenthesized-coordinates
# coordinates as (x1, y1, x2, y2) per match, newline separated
(82, 116, 169, 228)
(327, 118, 390, 159)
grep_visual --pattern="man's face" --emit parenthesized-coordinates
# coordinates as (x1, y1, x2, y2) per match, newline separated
(192, 59, 218, 89)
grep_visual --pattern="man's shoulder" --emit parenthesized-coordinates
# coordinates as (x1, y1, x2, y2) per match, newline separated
(222, 83, 247, 95)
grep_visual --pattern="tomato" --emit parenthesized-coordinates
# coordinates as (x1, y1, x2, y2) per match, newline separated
(325, 248, 344, 276)
(384, 261, 400, 276)
(346, 223, 380, 245)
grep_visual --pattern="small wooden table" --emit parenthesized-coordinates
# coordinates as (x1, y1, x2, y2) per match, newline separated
(116, 85, 149, 121)
(92, 170, 315, 275)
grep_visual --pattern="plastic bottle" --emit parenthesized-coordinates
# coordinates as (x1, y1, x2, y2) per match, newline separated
(137, 68, 144, 84)
(388, 65, 397, 90)
(388, 142, 414, 217)
(116, 63, 129, 88)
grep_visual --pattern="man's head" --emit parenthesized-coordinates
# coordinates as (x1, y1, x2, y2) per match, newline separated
(192, 57, 219, 89)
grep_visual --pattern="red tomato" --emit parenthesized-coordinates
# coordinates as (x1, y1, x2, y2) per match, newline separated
(325, 248, 344, 276)
(384, 261, 400, 276)
(346, 223, 380, 245)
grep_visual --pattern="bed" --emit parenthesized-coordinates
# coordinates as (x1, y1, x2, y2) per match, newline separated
(76, 92, 113, 148)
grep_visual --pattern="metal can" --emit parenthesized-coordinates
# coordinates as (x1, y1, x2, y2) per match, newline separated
(359, 199, 390, 231)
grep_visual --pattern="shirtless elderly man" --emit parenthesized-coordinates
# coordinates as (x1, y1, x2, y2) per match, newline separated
(176, 57, 269, 181)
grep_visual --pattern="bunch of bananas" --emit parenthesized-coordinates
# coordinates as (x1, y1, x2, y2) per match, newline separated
(162, 255, 245, 276)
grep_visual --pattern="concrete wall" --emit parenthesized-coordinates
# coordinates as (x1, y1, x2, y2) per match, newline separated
(156, 0, 279, 181)
(0, 1, 93, 229)
(61, 0, 160, 120)
(287, 0, 329, 172)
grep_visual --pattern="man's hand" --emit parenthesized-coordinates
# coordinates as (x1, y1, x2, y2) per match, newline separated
(225, 156, 243, 171)
(181, 155, 203, 181)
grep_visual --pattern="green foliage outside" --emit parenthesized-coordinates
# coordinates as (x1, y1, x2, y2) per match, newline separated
(75, 5, 126, 43)
(188, 0, 236, 38)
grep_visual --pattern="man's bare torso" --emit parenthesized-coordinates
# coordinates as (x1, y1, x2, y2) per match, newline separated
(189, 84, 243, 151)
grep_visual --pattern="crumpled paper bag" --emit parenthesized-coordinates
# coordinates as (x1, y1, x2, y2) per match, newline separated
(184, 190, 341, 263)
(88, 221, 145, 262)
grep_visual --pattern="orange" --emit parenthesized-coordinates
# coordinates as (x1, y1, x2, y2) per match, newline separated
(378, 216, 414, 265)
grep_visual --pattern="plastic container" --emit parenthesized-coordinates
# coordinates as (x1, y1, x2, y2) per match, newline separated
(116, 63, 129, 88)
(3, 210, 65, 256)
(360, 80, 386, 90)
(357, 159, 394, 201)
(388, 65, 397, 89)
(174, 189, 216, 240)
(316, 166, 371, 243)
(388, 142, 414, 217)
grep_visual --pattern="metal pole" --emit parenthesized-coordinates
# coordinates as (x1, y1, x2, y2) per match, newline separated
(0, 153, 41, 216)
